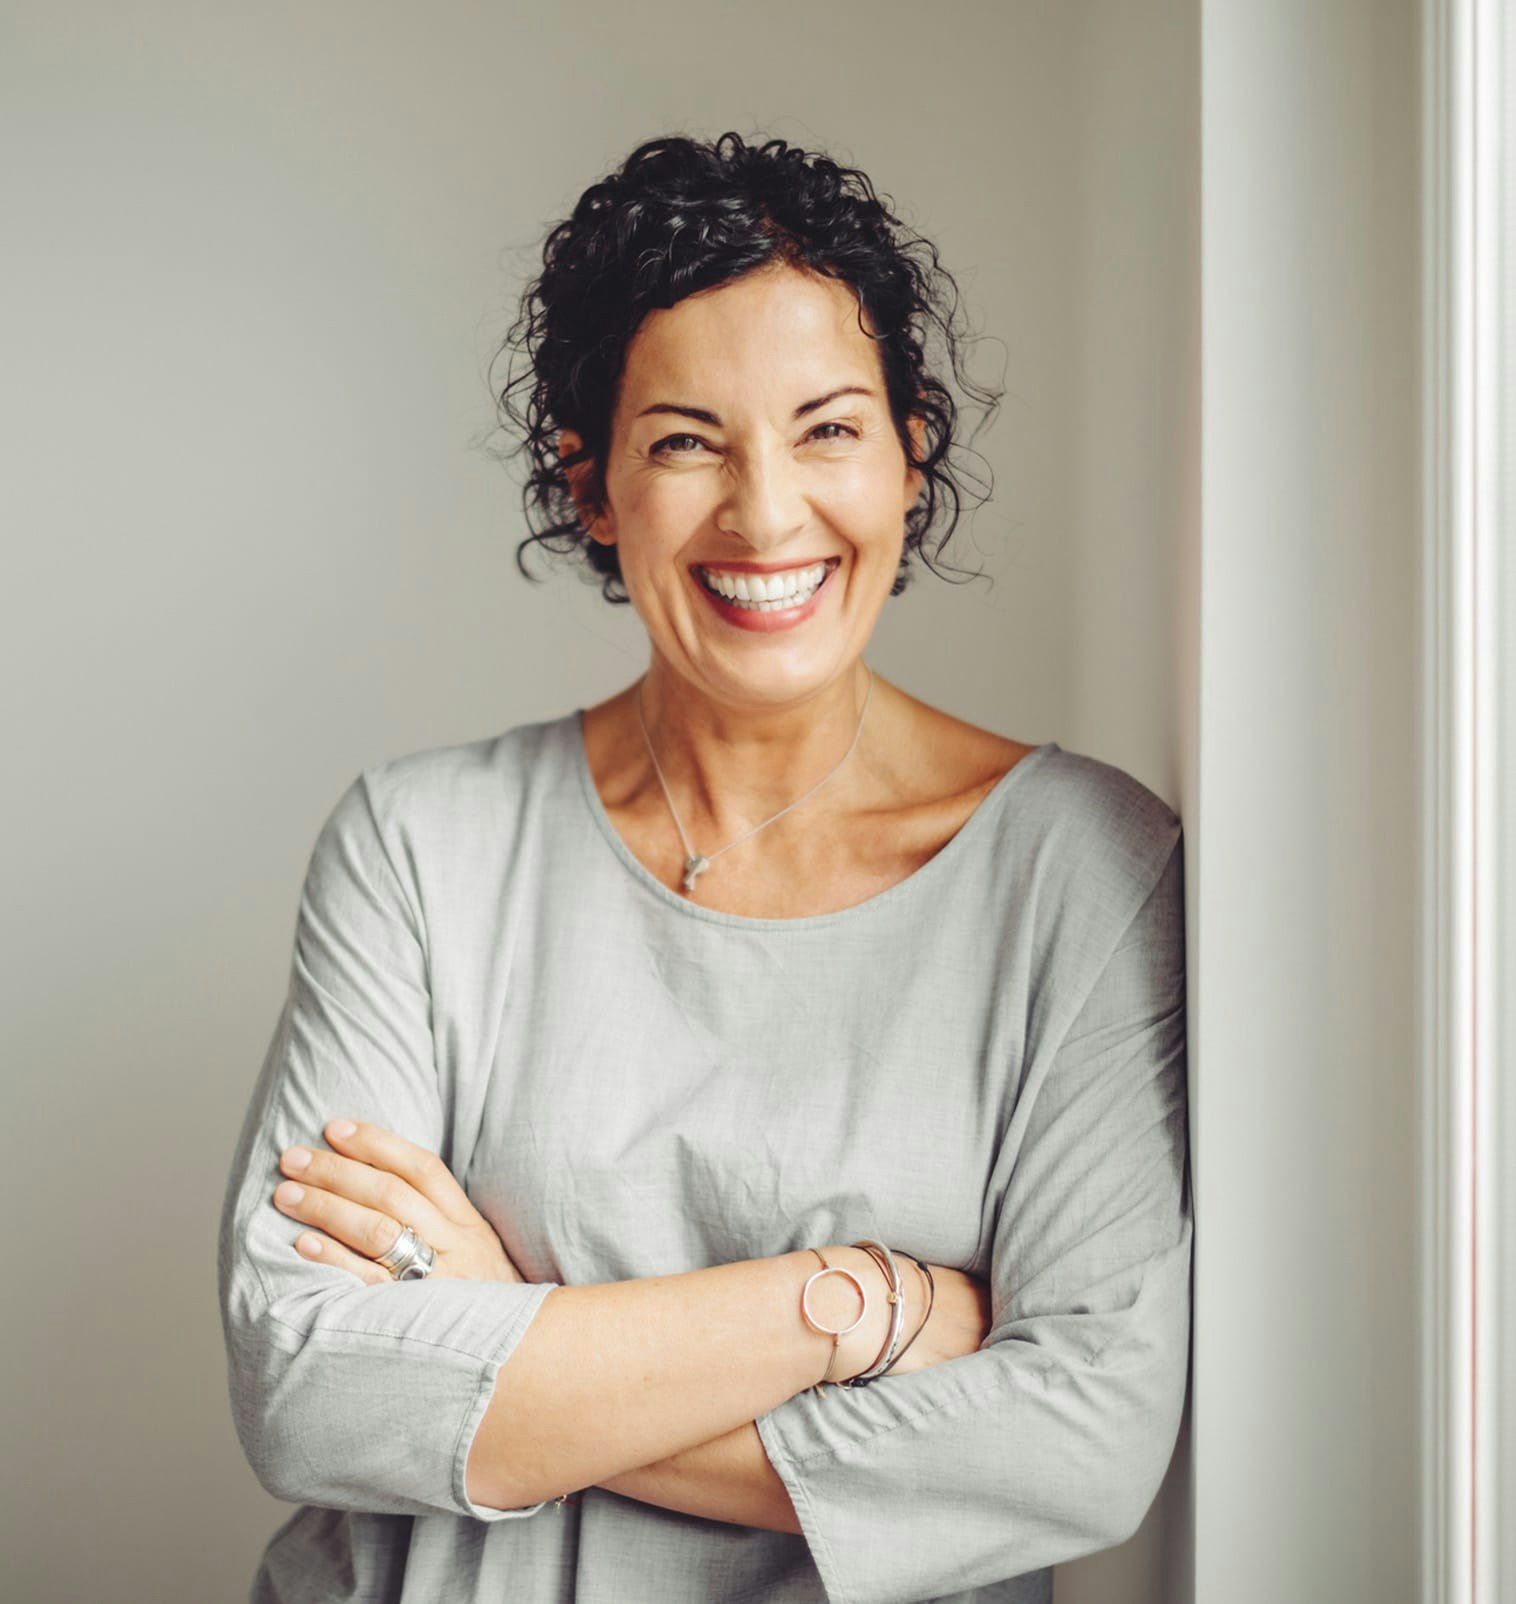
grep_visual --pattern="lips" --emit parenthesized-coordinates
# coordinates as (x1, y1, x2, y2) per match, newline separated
(690, 558, 839, 633)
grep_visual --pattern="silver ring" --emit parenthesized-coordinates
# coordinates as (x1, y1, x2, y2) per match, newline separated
(373, 1222, 436, 1281)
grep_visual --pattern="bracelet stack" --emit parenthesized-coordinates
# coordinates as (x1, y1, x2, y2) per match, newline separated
(797, 1240, 937, 1396)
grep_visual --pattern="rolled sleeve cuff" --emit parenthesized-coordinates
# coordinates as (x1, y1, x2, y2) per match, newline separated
(453, 1280, 561, 1521)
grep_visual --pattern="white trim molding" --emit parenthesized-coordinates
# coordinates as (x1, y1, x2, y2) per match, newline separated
(1421, 0, 1508, 1599)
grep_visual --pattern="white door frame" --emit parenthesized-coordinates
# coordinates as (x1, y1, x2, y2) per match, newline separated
(1419, 0, 1509, 1598)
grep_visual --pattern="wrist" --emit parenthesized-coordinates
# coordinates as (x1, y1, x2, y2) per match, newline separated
(786, 1246, 870, 1389)
(818, 1244, 900, 1383)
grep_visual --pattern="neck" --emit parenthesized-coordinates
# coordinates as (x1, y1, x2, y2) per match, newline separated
(634, 658, 876, 831)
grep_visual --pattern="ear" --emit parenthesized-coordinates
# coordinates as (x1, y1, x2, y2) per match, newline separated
(903, 413, 928, 508)
(556, 428, 616, 545)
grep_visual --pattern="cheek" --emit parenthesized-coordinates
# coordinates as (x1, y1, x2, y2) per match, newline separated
(616, 516, 697, 620)
(820, 463, 909, 530)
(620, 481, 708, 567)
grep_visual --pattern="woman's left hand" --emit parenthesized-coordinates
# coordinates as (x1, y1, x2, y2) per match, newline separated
(272, 1118, 524, 1286)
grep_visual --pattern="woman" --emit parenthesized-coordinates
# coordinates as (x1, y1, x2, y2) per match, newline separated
(218, 131, 1191, 1604)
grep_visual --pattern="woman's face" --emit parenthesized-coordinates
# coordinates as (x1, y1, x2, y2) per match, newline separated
(559, 263, 924, 713)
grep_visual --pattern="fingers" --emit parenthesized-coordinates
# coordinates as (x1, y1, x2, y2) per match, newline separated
(273, 1177, 421, 1266)
(277, 1142, 448, 1243)
(320, 1118, 478, 1227)
(292, 1228, 390, 1286)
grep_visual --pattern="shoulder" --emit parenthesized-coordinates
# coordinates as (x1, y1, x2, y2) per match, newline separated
(317, 711, 580, 858)
(1003, 741, 1184, 951)
(895, 691, 1182, 904)
(889, 690, 1175, 871)
(298, 712, 584, 936)
(1030, 743, 1181, 871)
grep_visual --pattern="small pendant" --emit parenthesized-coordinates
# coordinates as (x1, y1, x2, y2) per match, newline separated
(681, 854, 711, 893)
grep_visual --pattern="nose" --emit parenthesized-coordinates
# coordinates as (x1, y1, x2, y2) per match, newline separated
(713, 438, 810, 553)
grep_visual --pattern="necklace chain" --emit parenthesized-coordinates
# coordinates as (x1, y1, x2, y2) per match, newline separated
(634, 665, 876, 894)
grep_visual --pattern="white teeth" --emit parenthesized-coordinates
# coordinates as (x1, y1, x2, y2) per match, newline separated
(697, 562, 829, 610)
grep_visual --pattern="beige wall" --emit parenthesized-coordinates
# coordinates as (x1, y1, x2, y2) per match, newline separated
(1, 3, 1199, 1599)
(1055, 4, 1200, 1600)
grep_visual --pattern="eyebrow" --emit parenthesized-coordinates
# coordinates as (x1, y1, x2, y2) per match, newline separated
(634, 385, 876, 426)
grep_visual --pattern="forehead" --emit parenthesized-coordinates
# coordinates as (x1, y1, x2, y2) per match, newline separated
(617, 264, 882, 402)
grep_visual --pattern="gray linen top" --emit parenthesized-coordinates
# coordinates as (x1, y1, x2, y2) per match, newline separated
(217, 707, 1191, 1604)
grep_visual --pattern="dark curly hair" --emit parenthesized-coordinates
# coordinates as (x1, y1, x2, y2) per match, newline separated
(488, 130, 1002, 604)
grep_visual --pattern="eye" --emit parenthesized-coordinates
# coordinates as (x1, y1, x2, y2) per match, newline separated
(648, 421, 859, 459)
(649, 433, 706, 458)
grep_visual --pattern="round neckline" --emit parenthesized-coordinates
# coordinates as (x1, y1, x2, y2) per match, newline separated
(568, 708, 1058, 932)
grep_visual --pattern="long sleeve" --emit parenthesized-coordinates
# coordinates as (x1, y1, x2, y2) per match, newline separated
(754, 832, 1192, 1604)
(216, 769, 559, 1521)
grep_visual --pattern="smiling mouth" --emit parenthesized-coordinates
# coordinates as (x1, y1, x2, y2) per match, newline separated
(694, 558, 838, 611)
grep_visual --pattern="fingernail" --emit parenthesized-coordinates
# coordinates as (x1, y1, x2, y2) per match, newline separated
(329, 1119, 356, 1139)
(276, 1182, 305, 1206)
(283, 1147, 312, 1172)
(296, 1233, 323, 1256)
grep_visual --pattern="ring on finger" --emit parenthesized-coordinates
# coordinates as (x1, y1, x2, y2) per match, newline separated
(373, 1221, 436, 1281)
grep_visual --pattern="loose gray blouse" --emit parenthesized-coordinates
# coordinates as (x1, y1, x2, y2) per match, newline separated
(217, 708, 1191, 1604)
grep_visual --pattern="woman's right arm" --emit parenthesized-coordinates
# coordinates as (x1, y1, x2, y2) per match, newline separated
(220, 772, 564, 1522)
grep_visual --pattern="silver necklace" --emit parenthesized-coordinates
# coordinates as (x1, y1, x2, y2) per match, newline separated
(634, 665, 876, 894)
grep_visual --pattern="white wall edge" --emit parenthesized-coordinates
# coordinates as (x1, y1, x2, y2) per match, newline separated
(1420, 0, 1499, 1597)
(1419, 0, 1459, 1586)
(1469, 1, 1506, 1598)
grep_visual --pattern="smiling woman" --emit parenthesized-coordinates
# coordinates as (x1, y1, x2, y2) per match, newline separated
(217, 130, 1192, 1604)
